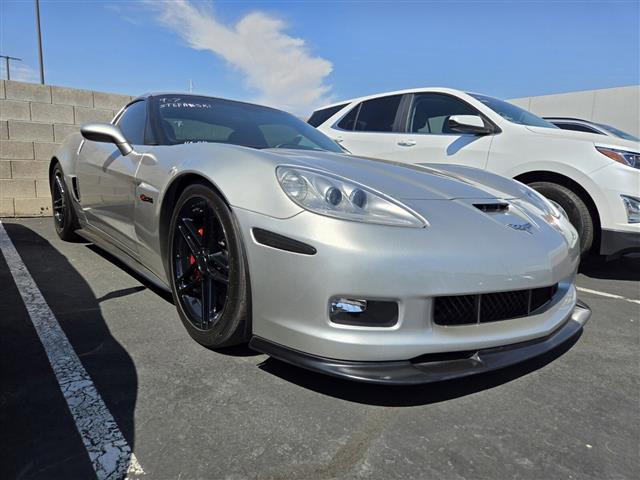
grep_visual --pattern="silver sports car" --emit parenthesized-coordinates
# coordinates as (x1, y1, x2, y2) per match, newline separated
(50, 93, 591, 384)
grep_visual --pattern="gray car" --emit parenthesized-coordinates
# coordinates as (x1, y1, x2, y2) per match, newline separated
(50, 93, 591, 384)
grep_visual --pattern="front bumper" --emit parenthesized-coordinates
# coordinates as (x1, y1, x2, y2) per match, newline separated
(250, 301, 591, 385)
(600, 229, 640, 257)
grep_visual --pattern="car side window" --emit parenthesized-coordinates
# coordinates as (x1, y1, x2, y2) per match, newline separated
(116, 101, 147, 145)
(555, 123, 601, 134)
(308, 103, 349, 127)
(408, 94, 477, 134)
(337, 95, 403, 132)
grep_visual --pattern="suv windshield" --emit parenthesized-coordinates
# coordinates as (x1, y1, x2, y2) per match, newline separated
(152, 95, 342, 153)
(470, 93, 557, 128)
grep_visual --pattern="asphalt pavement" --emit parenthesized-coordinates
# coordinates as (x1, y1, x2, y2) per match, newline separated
(1, 217, 638, 480)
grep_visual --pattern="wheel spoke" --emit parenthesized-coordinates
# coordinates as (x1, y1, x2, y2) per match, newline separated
(206, 268, 229, 285)
(208, 251, 229, 272)
(201, 276, 215, 328)
(179, 276, 199, 295)
(177, 262, 197, 284)
(178, 218, 202, 255)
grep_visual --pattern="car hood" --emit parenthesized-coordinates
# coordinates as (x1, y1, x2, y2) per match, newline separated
(267, 149, 526, 201)
(525, 126, 640, 151)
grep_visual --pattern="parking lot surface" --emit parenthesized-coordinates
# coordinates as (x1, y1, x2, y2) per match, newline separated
(1, 217, 638, 480)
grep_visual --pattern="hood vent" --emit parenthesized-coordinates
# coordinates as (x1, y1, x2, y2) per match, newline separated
(474, 202, 509, 213)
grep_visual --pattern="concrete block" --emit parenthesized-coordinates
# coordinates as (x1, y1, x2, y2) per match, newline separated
(74, 107, 114, 125)
(14, 197, 51, 217)
(8, 120, 54, 141)
(0, 140, 34, 160)
(0, 179, 36, 198)
(5, 81, 51, 103)
(31, 102, 74, 124)
(0, 81, 5, 99)
(592, 86, 640, 138)
(34, 142, 61, 160)
(529, 90, 595, 119)
(0, 161, 11, 178)
(0, 100, 31, 121)
(54, 123, 80, 142)
(93, 91, 130, 110)
(52, 85, 94, 107)
(0, 121, 7, 140)
(0, 198, 15, 217)
(11, 161, 49, 179)
(36, 179, 51, 198)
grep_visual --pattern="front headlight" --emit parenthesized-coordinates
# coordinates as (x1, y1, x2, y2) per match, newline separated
(276, 166, 426, 227)
(596, 146, 640, 169)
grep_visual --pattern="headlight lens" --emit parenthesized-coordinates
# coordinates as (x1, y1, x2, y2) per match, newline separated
(596, 146, 640, 169)
(276, 166, 426, 227)
(622, 195, 640, 223)
(521, 184, 563, 219)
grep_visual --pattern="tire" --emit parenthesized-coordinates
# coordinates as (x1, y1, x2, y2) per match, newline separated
(168, 183, 251, 348)
(528, 181, 594, 255)
(50, 162, 81, 241)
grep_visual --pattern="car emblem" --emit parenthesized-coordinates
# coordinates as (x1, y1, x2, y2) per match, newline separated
(507, 222, 534, 234)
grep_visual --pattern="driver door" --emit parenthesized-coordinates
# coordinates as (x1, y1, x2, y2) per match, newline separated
(391, 93, 494, 169)
(76, 100, 147, 256)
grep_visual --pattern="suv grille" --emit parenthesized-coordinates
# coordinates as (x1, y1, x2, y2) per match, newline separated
(433, 284, 558, 326)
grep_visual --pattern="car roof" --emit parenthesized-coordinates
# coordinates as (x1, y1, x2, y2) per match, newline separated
(314, 87, 477, 111)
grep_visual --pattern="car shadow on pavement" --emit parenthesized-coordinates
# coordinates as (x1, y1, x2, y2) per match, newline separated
(0, 223, 139, 479)
(258, 331, 581, 406)
(579, 253, 640, 281)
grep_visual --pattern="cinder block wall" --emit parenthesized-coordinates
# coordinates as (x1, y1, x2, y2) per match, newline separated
(0, 80, 132, 217)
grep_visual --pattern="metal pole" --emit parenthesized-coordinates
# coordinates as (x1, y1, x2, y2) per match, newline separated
(35, 0, 45, 84)
(0, 55, 21, 81)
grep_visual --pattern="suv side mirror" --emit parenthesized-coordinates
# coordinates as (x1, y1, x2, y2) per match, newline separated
(81, 123, 133, 156)
(447, 115, 493, 135)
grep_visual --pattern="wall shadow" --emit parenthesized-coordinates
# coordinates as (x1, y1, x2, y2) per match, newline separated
(258, 331, 581, 407)
(0, 223, 139, 479)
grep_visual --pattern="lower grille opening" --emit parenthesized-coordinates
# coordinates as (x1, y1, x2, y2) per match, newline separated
(433, 284, 559, 326)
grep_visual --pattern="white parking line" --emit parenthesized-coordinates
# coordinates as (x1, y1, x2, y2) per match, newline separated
(577, 286, 640, 305)
(0, 222, 144, 479)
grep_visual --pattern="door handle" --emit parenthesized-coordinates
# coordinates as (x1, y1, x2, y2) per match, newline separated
(397, 139, 416, 147)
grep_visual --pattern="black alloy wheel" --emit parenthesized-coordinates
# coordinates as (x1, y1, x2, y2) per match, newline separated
(169, 183, 251, 347)
(50, 163, 80, 241)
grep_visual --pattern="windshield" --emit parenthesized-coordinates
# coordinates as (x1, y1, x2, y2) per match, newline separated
(470, 93, 558, 128)
(152, 95, 342, 153)
(597, 123, 639, 142)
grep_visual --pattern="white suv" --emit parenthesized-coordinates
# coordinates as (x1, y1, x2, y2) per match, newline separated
(310, 88, 640, 257)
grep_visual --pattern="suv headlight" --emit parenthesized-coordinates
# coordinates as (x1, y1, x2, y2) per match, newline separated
(276, 166, 426, 227)
(596, 147, 640, 169)
(622, 195, 640, 223)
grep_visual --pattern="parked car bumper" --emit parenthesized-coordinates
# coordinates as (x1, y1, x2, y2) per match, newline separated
(250, 301, 591, 385)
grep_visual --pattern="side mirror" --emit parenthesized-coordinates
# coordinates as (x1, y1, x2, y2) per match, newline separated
(81, 123, 133, 156)
(447, 115, 493, 135)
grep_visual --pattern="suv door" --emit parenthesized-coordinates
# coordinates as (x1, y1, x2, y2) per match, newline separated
(330, 94, 406, 159)
(391, 92, 494, 168)
(76, 100, 148, 256)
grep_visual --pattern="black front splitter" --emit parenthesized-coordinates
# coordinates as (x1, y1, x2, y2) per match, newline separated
(249, 301, 591, 385)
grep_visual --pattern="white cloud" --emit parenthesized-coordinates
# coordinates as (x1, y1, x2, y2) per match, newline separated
(0, 62, 39, 83)
(144, 0, 333, 114)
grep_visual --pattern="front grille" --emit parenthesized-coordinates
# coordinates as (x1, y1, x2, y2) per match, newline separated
(433, 284, 558, 326)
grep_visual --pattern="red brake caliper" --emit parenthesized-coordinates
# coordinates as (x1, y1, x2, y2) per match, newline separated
(189, 227, 205, 279)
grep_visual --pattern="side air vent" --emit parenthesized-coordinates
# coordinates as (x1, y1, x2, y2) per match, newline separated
(71, 176, 81, 201)
(474, 202, 509, 213)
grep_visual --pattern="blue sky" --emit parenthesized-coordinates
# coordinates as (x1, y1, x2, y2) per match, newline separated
(1, 0, 638, 114)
